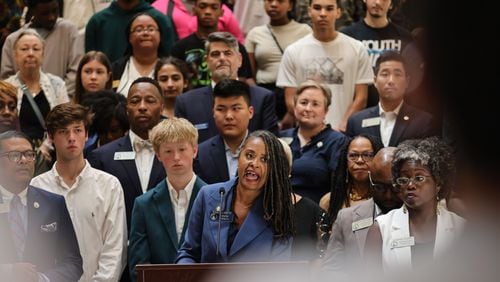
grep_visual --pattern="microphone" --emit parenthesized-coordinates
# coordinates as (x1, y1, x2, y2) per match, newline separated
(216, 187, 225, 256)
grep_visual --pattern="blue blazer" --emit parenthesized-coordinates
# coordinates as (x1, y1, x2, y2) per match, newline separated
(0, 186, 82, 282)
(128, 177, 206, 281)
(345, 103, 438, 146)
(176, 178, 292, 263)
(174, 85, 279, 143)
(194, 135, 230, 184)
(87, 135, 166, 230)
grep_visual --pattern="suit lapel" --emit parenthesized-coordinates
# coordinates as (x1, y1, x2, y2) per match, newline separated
(25, 187, 46, 261)
(204, 87, 217, 134)
(117, 136, 143, 196)
(389, 103, 410, 146)
(147, 158, 165, 190)
(367, 106, 383, 140)
(353, 199, 374, 253)
(391, 208, 412, 268)
(180, 177, 203, 243)
(211, 136, 230, 181)
(229, 195, 268, 256)
(152, 180, 179, 248)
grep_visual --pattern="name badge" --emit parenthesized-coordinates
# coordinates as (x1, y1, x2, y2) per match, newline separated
(352, 217, 373, 232)
(210, 211, 234, 222)
(194, 123, 209, 130)
(362, 117, 381, 128)
(0, 202, 9, 214)
(390, 237, 415, 249)
(114, 151, 136, 160)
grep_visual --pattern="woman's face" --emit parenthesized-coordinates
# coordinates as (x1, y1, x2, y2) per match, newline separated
(265, 0, 293, 22)
(397, 160, 437, 210)
(294, 87, 327, 129)
(99, 117, 126, 145)
(237, 137, 269, 193)
(129, 15, 160, 53)
(156, 63, 187, 99)
(347, 137, 375, 183)
(81, 59, 111, 93)
(14, 34, 43, 72)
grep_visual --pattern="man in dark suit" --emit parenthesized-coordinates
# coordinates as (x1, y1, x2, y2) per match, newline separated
(194, 79, 253, 184)
(128, 117, 207, 281)
(321, 147, 402, 278)
(88, 77, 166, 229)
(0, 131, 82, 282)
(346, 51, 437, 147)
(175, 31, 278, 143)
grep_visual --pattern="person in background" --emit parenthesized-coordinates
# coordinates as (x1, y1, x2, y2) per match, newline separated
(31, 103, 127, 281)
(364, 137, 465, 273)
(280, 80, 346, 203)
(128, 118, 207, 281)
(321, 146, 402, 277)
(0, 80, 19, 133)
(0, 130, 83, 282)
(80, 90, 129, 157)
(1, 0, 82, 97)
(154, 56, 191, 118)
(176, 130, 295, 263)
(245, 0, 311, 120)
(73, 50, 113, 104)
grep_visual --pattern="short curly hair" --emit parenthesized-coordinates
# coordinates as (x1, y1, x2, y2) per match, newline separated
(392, 137, 455, 200)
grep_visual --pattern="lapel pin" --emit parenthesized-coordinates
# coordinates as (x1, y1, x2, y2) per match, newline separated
(34, 202, 40, 209)
(403, 116, 409, 121)
(317, 141, 323, 148)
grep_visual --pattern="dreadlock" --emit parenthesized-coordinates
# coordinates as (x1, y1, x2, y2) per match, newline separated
(327, 134, 383, 225)
(244, 130, 294, 241)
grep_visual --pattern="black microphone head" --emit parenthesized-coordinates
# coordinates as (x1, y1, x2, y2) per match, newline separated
(219, 187, 225, 195)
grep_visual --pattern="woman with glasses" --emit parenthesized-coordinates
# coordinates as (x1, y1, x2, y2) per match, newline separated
(321, 134, 383, 230)
(364, 137, 465, 273)
(112, 13, 167, 96)
(280, 80, 347, 203)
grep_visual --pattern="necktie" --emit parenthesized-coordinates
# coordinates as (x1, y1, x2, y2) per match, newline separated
(134, 139, 153, 152)
(9, 195, 26, 259)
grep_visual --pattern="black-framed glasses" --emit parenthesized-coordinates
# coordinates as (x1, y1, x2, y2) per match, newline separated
(368, 171, 399, 193)
(347, 151, 374, 162)
(0, 151, 36, 162)
(131, 26, 159, 34)
(394, 175, 431, 187)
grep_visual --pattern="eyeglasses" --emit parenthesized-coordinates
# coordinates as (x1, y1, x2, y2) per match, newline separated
(131, 26, 159, 34)
(0, 151, 36, 162)
(347, 151, 374, 162)
(368, 171, 399, 193)
(394, 175, 431, 187)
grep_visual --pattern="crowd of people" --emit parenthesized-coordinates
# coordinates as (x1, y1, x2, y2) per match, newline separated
(0, 0, 476, 282)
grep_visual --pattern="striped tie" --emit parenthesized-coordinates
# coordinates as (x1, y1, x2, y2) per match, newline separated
(9, 195, 26, 259)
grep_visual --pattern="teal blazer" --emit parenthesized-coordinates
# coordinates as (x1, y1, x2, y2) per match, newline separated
(128, 177, 206, 281)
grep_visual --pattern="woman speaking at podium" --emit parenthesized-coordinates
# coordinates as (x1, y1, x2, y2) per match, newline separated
(176, 130, 295, 263)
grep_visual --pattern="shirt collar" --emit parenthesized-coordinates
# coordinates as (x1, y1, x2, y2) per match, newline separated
(0, 184, 28, 206)
(379, 101, 404, 116)
(167, 174, 197, 202)
(51, 160, 91, 190)
(129, 130, 147, 152)
(223, 131, 248, 155)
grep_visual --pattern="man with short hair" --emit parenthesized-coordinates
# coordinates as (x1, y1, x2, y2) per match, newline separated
(0, 130, 83, 282)
(170, 0, 253, 88)
(128, 117, 207, 281)
(88, 77, 166, 229)
(175, 31, 278, 143)
(277, 0, 373, 132)
(1, 0, 82, 97)
(345, 51, 437, 147)
(31, 103, 127, 281)
(194, 79, 253, 184)
(321, 146, 402, 277)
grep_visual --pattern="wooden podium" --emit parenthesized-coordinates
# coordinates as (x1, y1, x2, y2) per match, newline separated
(136, 261, 310, 282)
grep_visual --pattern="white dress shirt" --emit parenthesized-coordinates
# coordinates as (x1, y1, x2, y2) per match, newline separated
(379, 101, 403, 147)
(31, 160, 127, 282)
(129, 130, 155, 194)
(166, 174, 197, 243)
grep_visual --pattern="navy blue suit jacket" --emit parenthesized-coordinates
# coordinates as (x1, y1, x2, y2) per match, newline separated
(176, 178, 292, 263)
(174, 85, 279, 143)
(128, 177, 206, 281)
(345, 103, 438, 146)
(0, 186, 82, 282)
(87, 135, 166, 230)
(194, 135, 230, 184)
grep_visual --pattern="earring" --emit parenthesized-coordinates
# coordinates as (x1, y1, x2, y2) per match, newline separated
(345, 168, 349, 184)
